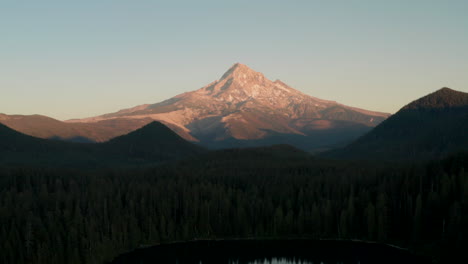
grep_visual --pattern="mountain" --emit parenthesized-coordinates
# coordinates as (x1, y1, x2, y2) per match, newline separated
(0, 121, 54, 151)
(101, 121, 205, 160)
(0, 122, 88, 166)
(0, 113, 154, 142)
(326, 87, 468, 160)
(69, 63, 390, 151)
(0, 121, 205, 167)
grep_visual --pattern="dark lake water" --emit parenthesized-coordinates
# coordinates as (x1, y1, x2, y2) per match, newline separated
(110, 239, 430, 264)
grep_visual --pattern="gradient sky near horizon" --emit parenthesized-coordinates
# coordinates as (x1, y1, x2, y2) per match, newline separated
(1, 0, 467, 120)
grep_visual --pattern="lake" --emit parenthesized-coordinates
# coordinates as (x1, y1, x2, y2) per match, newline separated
(109, 239, 430, 264)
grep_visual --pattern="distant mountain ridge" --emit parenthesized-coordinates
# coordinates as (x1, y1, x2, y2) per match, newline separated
(326, 87, 468, 160)
(0, 113, 153, 142)
(67, 63, 390, 150)
(0, 121, 204, 167)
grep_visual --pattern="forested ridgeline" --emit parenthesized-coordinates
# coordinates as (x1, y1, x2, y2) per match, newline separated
(0, 151, 466, 264)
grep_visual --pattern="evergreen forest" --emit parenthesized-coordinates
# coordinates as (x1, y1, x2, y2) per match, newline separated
(0, 147, 466, 264)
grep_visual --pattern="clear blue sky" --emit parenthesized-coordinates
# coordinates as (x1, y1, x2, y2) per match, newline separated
(1, 0, 467, 120)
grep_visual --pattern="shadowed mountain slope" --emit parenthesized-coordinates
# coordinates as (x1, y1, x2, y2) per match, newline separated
(0, 121, 205, 167)
(102, 122, 205, 160)
(326, 88, 468, 160)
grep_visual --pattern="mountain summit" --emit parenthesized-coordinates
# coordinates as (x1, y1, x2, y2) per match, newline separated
(192, 62, 278, 103)
(402, 87, 468, 110)
(102, 121, 205, 160)
(220, 63, 263, 81)
(68, 63, 390, 150)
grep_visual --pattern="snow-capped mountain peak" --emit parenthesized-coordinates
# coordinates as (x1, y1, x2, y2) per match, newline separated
(69, 63, 390, 145)
(220, 63, 265, 81)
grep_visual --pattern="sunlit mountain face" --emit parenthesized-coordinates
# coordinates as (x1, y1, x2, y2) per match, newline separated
(65, 63, 389, 151)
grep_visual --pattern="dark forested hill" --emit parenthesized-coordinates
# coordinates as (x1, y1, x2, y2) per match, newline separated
(0, 122, 82, 152)
(326, 88, 468, 160)
(101, 121, 205, 161)
(0, 121, 205, 167)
